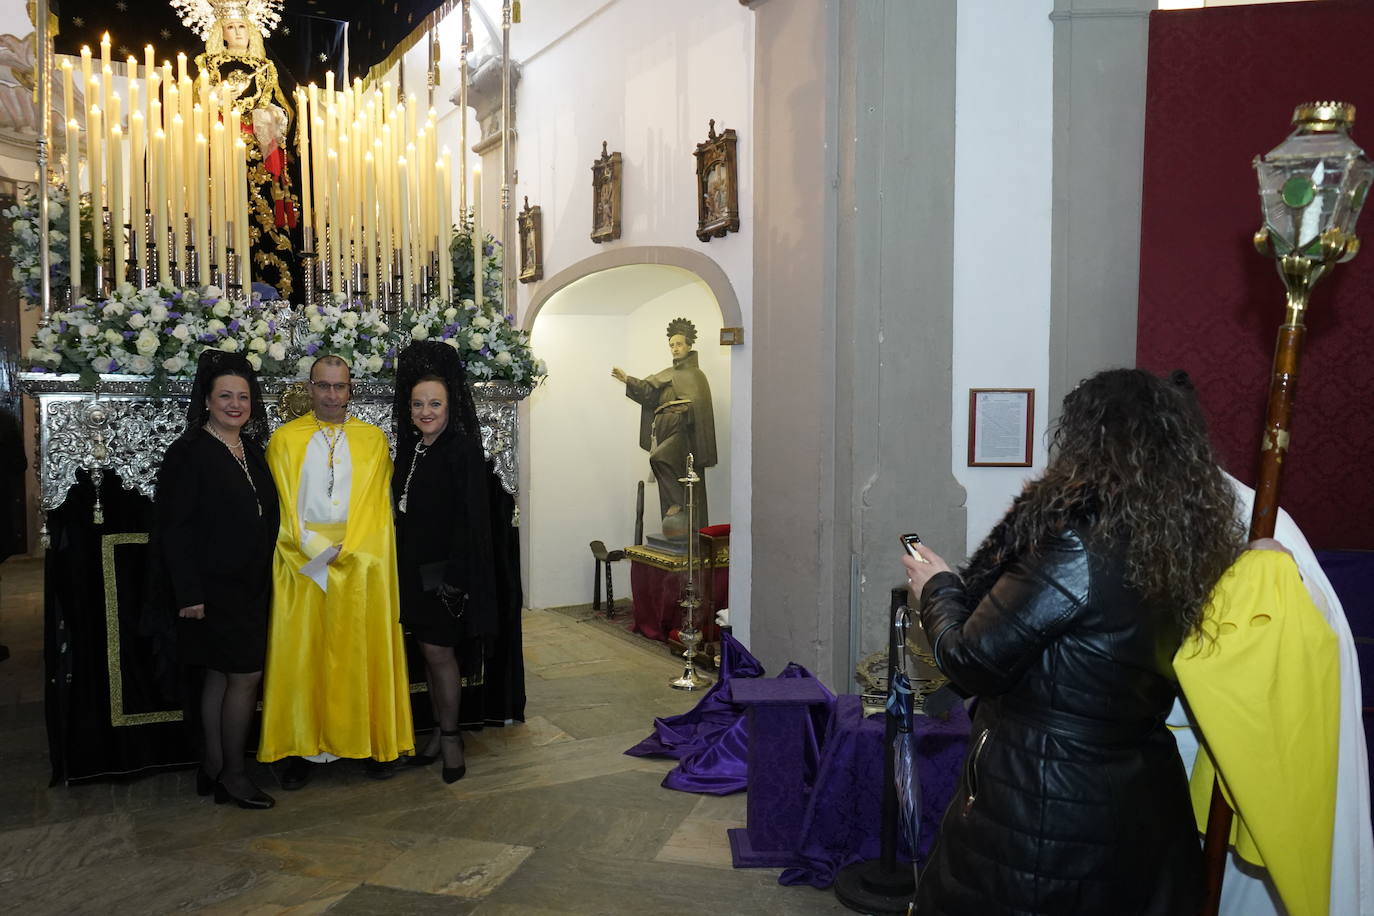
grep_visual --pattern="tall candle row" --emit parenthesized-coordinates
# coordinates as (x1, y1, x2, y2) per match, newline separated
(293, 79, 464, 303)
(62, 34, 252, 299)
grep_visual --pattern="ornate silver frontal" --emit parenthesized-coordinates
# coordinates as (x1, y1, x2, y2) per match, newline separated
(21, 373, 529, 513)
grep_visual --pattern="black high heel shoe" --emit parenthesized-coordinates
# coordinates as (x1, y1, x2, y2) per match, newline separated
(214, 780, 276, 810)
(405, 728, 440, 767)
(440, 729, 466, 784)
(195, 768, 219, 797)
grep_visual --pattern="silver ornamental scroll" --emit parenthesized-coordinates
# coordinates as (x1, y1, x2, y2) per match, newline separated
(21, 373, 528, 512)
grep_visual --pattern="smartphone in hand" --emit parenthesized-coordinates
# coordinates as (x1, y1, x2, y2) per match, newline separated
(900, 532, 929, 563)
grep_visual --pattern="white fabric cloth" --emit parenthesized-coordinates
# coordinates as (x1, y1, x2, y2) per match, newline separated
(1169, 473, 1373, 915)
(296, 421, 352, 591)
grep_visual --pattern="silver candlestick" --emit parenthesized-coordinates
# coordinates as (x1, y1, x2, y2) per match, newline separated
(670, 453, 712, 690)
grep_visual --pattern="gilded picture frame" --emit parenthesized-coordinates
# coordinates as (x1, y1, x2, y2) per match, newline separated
(518, 196, 543, 283)
(591, 141, 622, 243)
(694, 119, 740, 242)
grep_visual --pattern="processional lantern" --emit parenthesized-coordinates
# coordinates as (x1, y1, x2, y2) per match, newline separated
(1199, 101, 1372, 916)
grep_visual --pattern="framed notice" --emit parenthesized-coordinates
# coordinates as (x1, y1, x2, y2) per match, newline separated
(967, 388, 1034, 467)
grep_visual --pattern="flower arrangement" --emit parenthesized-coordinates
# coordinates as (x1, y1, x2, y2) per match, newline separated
(400, 296, 547, 385)
(26, 284, 291, 384)
(450, 224, 504, 307)
(294, 297, 397, 380)
(3, 183, 95, 307)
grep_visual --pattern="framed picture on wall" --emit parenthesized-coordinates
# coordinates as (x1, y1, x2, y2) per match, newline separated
(694, 119, 740, 242)
(967, 388, 1034, 467)
(591, 141, 622, 243)
(518, 196, 543, 283)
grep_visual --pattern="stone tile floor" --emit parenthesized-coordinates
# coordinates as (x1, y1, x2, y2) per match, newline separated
(0, 557, 853, 915)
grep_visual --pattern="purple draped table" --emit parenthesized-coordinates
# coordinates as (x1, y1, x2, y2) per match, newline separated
(626, 633, 970, 887)
(780, 693, 969, 887)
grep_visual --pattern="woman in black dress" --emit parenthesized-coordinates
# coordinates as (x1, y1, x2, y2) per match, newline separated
(154, 349, 280, 808)
(392, 341, 499, 783)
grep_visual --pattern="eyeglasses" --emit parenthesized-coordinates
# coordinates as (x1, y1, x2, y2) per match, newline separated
(310, 381, 350, 394)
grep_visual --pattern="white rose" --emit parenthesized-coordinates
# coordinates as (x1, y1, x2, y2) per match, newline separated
(94, 356, 119, 373)
(253, 319, 269, 336)
(495, 351, 513, 366)
(219, 338, 240, 352)
(162, 355, 187, 374)
(171, 324, 190, 341)
(149, 303, 168, 322)
(206, 319, 226, 333)
(443, 307, 458, 320)
(467, 333, 485, 350)
(462, 298, 475, 309)
(268, 341, 287, 361)
(444, 337, 460, 350)
(128, 312, 147, 329)
(203, 285, 223, 298)
(79, 322, 98, 338)
(365, 354, 383, 374)
(248, 336, 268, 353)
(101, 301, 125, 317)
(212, 300, 232, 318)
(341, 312, 358, 328)
(308, 315, 325, 333)
(411, 324, 429, 340)
(296, 355, 314, 375)
(472, 315, 492, 330)
(103, 328, 123, 345)
(135, 330, 160, 355)
(128, 355, 154, 374)
(247, 353, 262, 370)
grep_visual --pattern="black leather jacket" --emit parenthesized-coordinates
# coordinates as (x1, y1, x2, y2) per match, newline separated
(914, 529, 1203, 916)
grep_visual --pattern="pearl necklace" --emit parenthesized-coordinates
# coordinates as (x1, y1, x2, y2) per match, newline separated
(397, 440, 430, 514)
(204, 423, 261, 516)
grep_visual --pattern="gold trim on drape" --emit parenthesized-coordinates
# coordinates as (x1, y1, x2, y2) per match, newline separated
(102, 532, 183, 726)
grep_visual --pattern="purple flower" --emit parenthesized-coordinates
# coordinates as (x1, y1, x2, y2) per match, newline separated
(306, 342, 320, 355)
(167, 310, 183, 319)
(267, 320, 277, 332)
(360, 333, 371, 342)
(58, 321, 68, 332)
(382, 357, 393, 369)
(228, 319, 241, 331)
(199, 333, 217, 343)
(122, 330, 136, 339)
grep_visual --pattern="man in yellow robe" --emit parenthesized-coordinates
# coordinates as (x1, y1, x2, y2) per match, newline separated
(258, 355, 412, 786)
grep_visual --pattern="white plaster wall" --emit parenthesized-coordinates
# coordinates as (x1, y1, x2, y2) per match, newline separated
(507, 0, 754, 632)
(527, 272, 730, 610)
(951, 0, 1055, 557)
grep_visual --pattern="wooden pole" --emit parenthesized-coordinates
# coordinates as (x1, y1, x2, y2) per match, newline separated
(1198, 241, 1341, 915)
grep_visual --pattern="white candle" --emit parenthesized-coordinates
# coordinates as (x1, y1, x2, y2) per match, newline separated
(61, 60, 74, 123)
(399, 155, 413, 299)
(89, 105, 104, 276)
(130, 110, 145, 276)
(110, 124, 125, 288)
(364, 150, 378, 303)
(235, 137, 250, 299)
(152, 128, 169, 285)
(195, 133, 209, 281)
(67, 118, 81, 295)
(441, 147, 452, 301)
(328, 148, 341, 292)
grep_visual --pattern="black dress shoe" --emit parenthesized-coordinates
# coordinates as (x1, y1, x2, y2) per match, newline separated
(440, 730, 466, 784)
(404, 730, 439, 767)
(365, 758, 396, 780)
(280, 757, 312, 790)
(214, 781, 276, 809)
(195, 768, 219, 797)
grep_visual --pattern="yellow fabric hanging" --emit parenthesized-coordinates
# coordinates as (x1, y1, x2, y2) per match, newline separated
(258, 414, 414, 762)
(1176, 549, 1340, 916)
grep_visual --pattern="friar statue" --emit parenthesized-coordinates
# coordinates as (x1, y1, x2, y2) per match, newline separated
(181, 0, 300, 297)
(611, 317, 717, 533)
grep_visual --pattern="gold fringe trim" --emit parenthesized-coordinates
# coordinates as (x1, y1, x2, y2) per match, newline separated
(363, 0, 459, 89)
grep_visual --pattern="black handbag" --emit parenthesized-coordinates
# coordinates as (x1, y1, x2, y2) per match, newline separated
(419, 561, 468, 619)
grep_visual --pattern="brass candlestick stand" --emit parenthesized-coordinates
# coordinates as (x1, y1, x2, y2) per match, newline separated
(669, 453, 712, 691)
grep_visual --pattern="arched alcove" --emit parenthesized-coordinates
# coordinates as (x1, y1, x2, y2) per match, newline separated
(523, 257, 736, 612)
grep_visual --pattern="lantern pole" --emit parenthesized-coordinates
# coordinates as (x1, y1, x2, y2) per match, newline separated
(1199, 100, 1369, 916)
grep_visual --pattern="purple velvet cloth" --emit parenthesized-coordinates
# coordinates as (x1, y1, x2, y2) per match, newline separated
(779, 694, 971, 888)
(624, 631, 833, 794)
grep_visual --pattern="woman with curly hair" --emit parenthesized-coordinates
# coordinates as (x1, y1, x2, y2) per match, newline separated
(902, 368, 1254, 915)
(391, 341, 499, 783)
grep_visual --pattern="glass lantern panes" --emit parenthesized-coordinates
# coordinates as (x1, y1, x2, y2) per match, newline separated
(1254, 104, 1373, 257)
